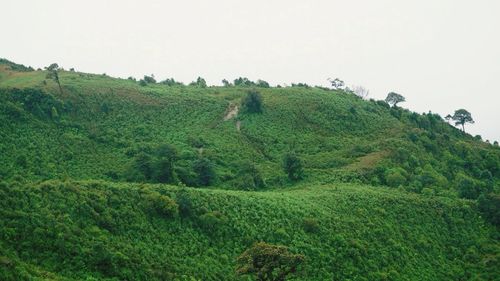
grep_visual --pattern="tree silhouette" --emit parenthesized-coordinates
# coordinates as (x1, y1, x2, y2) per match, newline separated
(385, 92, 405, 107)
(451, 109, 474, 132)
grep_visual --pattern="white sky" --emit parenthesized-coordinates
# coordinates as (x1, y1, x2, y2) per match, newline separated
(2, 0, 499, 141)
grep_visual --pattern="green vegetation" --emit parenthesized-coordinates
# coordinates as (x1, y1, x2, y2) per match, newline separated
(242, 90, 264, 113)
(451, 109, 475, 132)
(385, 92, 405, 107)
(236, 242, 305, 281)
(1, 180, 498, 280)
(0, 59, 499, 280)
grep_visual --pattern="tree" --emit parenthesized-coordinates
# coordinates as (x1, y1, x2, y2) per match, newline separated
(45, 63, 63, 94)
(351, 85, 369, 99)
(478, 193, 500, 226)
(236, 242, 304, 281)
(328, 78, 344, 90)
(222, 79, 231, 87)
(385, 92, 405, 107)
(242, 90, 263, 113)
(445, 114, 452, 124)
(237, 162, 265, 189)
(152, 144, 178, 184)
(129, 152, 153, 181)
(234, 77, 255, 87)
(256, 79, 270, 88)
(283, 153, 304, 181)
(451, 109, 474, 132)
(193, 157, 216, 186)
(190, 76, 207, 88)
(161, 78, 183, 86)
(143, 75, 156, 84)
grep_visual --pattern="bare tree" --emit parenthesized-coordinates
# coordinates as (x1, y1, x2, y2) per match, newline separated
(351, 85, 369, 99)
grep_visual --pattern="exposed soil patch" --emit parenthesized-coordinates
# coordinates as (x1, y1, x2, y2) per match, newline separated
(223, 104, 239, 121)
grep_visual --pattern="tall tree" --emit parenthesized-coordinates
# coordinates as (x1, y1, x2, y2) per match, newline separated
(45, 63, 63, 94)
(451, 109, 474, 132)
(385, 92, 405, 107)
(236, 242, 304, 281)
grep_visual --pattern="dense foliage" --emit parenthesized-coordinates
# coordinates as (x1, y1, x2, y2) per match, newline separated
(0, 59, 499, 280)
(0, 180, 498, 280)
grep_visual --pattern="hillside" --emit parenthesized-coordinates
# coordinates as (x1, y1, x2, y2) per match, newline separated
(0, 59, 499, 280)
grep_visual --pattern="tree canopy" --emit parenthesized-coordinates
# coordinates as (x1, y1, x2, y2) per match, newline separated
(236, 242, 304, 281)
(242, 90, 263, 113)
(451, 109, 474, 132)
(385, 92, 405, 107)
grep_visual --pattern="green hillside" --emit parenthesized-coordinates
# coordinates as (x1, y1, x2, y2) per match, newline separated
(0, 59, 499, 280)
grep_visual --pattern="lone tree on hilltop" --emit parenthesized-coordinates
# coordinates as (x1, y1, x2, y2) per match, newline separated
(236, 242, 305, 281)
(328, 78, 344, 90)
(385, 92, 405, 107)
(243, 90, 263, 113)
(45, 63, 63, 94)
(451, 109, 474, 132)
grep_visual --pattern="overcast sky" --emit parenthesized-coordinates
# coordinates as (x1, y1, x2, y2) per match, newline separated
(2, 0, 499, 141)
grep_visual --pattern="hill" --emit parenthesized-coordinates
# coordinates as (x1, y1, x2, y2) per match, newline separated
(0, 59, 499, 280)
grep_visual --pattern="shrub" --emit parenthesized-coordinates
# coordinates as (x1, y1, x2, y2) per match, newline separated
(193, 158, 216, 186)
(302, 218, 320, 233)
(236, 162, 265, 190)
(143, 75, 156, 84)
(478, 193, 500, 226)
(384, 168, 407, 187)
(242, 90, 263, 113)
(283, 153, 304, 181)
(457, 173, 484, 200)
(175, 189, 193, 217)
(147, 193, 179, 218)
(199, 211, 227, 232)
(236, 242, 305, 281)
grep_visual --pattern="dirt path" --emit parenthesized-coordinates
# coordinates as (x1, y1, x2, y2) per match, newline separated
(223, 104, 239, 121)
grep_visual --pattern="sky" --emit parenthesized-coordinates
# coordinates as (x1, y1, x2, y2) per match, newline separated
(2, 0, 499, 141)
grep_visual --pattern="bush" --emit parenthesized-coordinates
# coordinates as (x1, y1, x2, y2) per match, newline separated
(302, 218, 320, 233)
(193, 157, 216, 186)
(147, 192, 179, 218)
(242, 90, 263, 113)
(384, 168, 407, 187)
(175, 189, 193, 217)
(478, 193, 500, 226)
(457, 173, 484, 200)
(236, 242, 305, 280)
(143, 75, 156, 84)
(199, 211, 227, 232)
(236, 162, 265, 190)
(283, 153, 304, 181)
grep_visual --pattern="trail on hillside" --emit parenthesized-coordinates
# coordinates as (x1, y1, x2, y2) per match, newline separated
(223, 104, 239, 121)
(223, 103, 241, 131)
